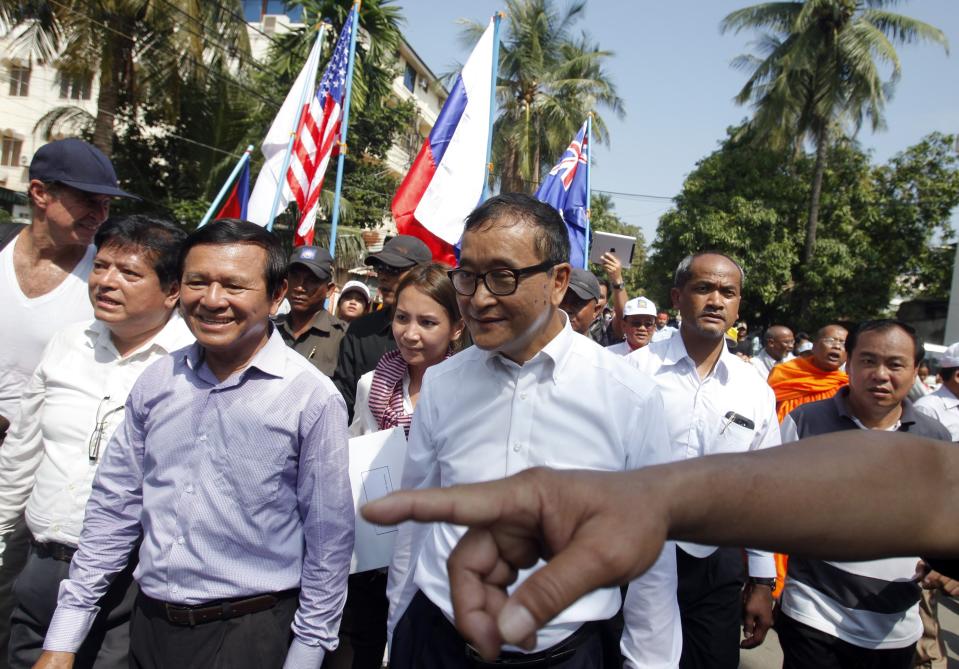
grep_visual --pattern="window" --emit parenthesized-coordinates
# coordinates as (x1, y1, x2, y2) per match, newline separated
(403, 63, 416, 92)
(59, 72, 92, 100)
(0, 134, 23, 167)
(8, 65, 30, 97)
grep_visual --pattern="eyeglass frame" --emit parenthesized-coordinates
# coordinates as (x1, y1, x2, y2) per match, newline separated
(447, 259, 557, 297)
(88, 396, 125, 464)
(819, 336, 847, 347)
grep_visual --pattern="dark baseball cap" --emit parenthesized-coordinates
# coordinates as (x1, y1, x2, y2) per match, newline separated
(29, 138, 139, 199)
(289, 246, 334, 281)
(365, 234, 431, 269)
(567, 268, 602, 301)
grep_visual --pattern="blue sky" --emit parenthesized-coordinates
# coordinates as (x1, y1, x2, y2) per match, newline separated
(400, 1, 958, 246)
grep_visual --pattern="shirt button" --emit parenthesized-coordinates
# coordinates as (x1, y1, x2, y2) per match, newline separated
(185, 484, 194, 494)
(198, 435, 207, 442)
(176, 536, 185, 545)
(171, 584, 179, 593)
(512, 442, 521, 452)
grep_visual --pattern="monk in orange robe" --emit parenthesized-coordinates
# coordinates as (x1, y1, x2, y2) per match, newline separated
(768, 324, 849, 422)
(767, 323, 849, 596)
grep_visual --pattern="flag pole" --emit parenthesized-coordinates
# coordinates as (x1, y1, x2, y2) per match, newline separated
(198, 145, 254, 228)
(584, 112, 593, 269)
(328, 1, 362, 258)
(266, 22, 329, 232)
(481, 12, 503, 202)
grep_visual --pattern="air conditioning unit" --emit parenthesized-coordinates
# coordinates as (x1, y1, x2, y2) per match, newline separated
(263, 15, 277, 35)
(19, 155, 29, 166)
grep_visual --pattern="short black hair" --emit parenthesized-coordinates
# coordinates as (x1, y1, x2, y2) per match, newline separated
(673, 251, 745, 289)
(94, 215, 186, 289)
(463, 193, 569, 266)
(845, 319, 924, 366)
(941, 367, 959, 382)
(178, 219, 286, 296)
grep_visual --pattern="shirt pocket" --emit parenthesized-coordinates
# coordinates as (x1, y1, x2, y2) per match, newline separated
(712, 414, 756, 454)
(210, 434, 292, 510)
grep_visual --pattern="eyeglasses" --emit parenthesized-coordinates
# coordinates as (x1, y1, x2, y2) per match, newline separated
(819, 337, 846, 347)
(372, 263, 406, 277)
(88, 396, 125, 464)
(447, 260, 555, 297)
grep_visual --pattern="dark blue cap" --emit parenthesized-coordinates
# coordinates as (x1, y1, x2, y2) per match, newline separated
(289, 245, 334, 280)
(29, 138, 139, 199)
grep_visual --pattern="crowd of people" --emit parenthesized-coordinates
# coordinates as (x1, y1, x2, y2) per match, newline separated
(0, 137, 957, 669)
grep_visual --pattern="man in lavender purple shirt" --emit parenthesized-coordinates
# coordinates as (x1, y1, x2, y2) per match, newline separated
(35, 219, 354, 669)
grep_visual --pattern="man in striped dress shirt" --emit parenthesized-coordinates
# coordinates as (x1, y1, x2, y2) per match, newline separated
(34, 220, 354, 669)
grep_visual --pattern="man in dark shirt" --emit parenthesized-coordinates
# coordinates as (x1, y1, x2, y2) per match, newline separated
(276, 246, 346, 377)
(778, 319, 951, 669)
(332, 235, 430, 420)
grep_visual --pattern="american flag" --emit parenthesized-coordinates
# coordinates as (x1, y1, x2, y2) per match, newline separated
(290, 9, 355, 246)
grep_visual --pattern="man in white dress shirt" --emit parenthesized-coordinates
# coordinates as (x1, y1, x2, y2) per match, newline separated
(750, 325, 795, 379)
(627, 251, 779, 669)
(388, 193, 681, 668)
(0, 216, 191, 668)
(915, 342, 959, 441)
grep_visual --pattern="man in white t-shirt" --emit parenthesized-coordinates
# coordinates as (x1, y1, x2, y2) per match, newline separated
(915, 342, 959, 441)
(0, 138, 136, 669)
(606, 296, 657, 356)
(0, 139, 138, 438)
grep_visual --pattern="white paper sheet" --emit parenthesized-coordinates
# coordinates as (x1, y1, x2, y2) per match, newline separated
(348, 427, 408, 573)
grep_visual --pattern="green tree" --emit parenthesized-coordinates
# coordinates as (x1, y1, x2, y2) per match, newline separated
(587, 193, 646, 297)
(0, 0, 251, 156)
(721, 0, 948, 270)
(461, 0, 624, 193)
(647, 129, 959, 330)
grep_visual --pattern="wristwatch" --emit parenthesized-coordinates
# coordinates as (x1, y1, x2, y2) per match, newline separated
(747, 577, 776, 589)
(611, 281, 625, 290)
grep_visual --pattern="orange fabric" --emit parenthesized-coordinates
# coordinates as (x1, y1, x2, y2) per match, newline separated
(768, 356, 848, 422)
(773, 553, 788, 599)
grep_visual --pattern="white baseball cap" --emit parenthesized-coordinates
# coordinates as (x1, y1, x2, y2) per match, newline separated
(940, 342, 959, 368)
(624, 296, 657, 317)
(340, 280, 371, 303)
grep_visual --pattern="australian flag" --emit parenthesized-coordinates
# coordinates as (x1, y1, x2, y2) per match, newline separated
(535, 119, 589, 267)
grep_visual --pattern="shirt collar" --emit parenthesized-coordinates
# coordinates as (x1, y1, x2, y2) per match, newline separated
(279, 310, 339, 336)
(483, 312, 574, 384)
(184, 324, 287, 382)
(85, 313, 188, 357)
(936, 385, 959, 408)
(660, 328, 732, 383)
(833, 386, 918, 427)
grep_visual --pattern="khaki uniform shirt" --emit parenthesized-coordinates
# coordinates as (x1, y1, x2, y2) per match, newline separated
(276, 311, 347, 377)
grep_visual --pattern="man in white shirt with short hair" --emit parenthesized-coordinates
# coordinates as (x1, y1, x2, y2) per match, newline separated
(388, 193, 680, 668)
(750, 325, 795, 379)
(914, 342, 959, 441)
(0, 216, 191, 669)
(628, 251, 779, 669)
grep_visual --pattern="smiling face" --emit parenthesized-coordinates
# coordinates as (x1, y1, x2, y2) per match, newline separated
(179, 243, 286, 368)
(624, 314, 656, 350)
(88, 243, 179, 340)
(392, 286, 463, 371)
(287, 264, 331, 316)
(457, 219, 569, 363)
(31, 181, 111, 247)
(846, 326, 917, 417)
(811, 325, 849, 372)
(671, 254, 741, 342)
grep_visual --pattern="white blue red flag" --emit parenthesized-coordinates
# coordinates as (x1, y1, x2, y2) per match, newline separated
(391, 19, 496, 266)
(535, 120, 590, 267)
(248, 10, 356, 246)
(214, 158, 250, 221)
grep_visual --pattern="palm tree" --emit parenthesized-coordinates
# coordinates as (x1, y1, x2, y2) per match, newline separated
(0, 1, 251, 156)
(462, 0, 624, 193)
(722, 1, 948, 265)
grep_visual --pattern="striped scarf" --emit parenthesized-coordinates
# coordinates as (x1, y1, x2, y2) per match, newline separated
(368, 350, 414, 436)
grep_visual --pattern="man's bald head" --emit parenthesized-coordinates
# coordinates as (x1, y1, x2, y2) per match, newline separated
(763, 325, 795, 361)
(811, 324, 849, 372)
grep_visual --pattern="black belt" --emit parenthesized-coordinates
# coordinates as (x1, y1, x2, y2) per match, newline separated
(32, 539, 77, 563)
(138, 589, 298, 626)
(464, 621, 601, 667)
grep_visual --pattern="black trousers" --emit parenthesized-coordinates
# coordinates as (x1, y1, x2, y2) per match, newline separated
(128, 592, 297, 669)
(9, 543, 136, 669)
(322, 570, 388, 669)
(777, 612, 917, 669)
(676, 546, 745, 669)
(390, 590, 611, 669)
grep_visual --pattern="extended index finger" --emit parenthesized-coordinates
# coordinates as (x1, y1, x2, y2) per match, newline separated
(361, 479, 512, 527)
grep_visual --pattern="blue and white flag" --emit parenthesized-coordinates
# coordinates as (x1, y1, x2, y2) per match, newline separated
(535, 120, 590, 267)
